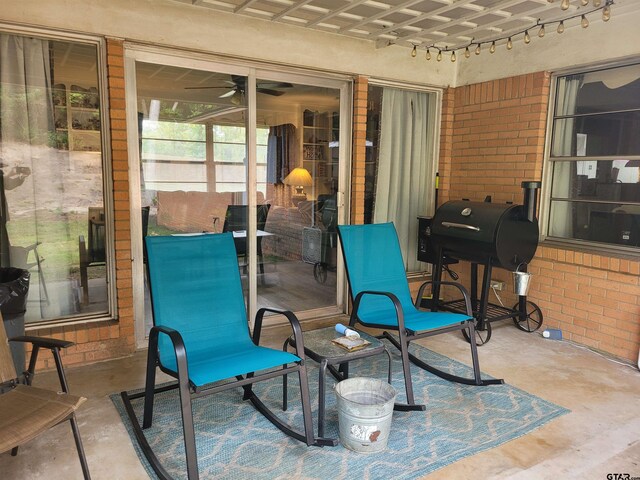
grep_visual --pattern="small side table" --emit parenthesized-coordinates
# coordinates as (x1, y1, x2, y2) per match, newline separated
(283, 326, 392, 444)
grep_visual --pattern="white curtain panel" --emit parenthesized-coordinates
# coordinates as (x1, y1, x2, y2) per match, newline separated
(374, 88, 431, 272)
(549, 76, 583, 238)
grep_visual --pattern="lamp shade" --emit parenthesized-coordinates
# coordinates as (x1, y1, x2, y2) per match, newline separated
(283, 167, 313, 187)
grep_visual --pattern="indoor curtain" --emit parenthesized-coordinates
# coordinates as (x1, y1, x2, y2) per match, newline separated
(550, 76, 584, 238)
(266, 123, 296, 184)
(374, 88, 430, 271)
(0, 34, 58, 314)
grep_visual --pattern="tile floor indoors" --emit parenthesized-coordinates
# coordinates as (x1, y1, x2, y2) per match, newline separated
(2, 317, 639, 480)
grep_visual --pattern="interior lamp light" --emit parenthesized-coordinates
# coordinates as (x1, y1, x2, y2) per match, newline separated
(283, 167, 313, 199)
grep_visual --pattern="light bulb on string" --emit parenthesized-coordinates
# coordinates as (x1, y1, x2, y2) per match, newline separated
(426, 48, 431, 60)
(581, 0, 589, 5)
(507, 37, 513, 50)
(561, 0, 570, 10)
(465, 46, 471, 58)
(602, 5, 611, 21)
(593, 0, 602, 6)
(475, 44, 481, 55)
(557, 21, 565, 33)
(437, 50, 442, 61)
(411, 45, 417, 57)
(538, 24, 546, 37)
(490, 41, 496, 53)
(451, 50, 456, 62)
(581, 14, 589, 28)
(524, 30, 531, 44)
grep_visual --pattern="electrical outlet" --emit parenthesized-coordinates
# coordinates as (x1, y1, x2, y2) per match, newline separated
(490, 280, 505, 291)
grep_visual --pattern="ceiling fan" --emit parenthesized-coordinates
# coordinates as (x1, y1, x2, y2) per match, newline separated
(185, 75, 293, 100)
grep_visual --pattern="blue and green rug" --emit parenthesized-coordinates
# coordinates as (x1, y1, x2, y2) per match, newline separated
(111, 341, 569, 479)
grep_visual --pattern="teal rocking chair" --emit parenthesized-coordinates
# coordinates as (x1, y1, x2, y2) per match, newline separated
(337, 223, 503, 411)
(121, 233, 318, 480)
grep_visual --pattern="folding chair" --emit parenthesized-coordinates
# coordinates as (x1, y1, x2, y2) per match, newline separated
(337, 223, 503, 411)
(0, 317, 90, 479)
(121, 233, 319, 480)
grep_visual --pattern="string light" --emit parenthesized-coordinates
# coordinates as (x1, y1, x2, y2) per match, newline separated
(538, 24, 546, 37)
(414, 0, 612, 61)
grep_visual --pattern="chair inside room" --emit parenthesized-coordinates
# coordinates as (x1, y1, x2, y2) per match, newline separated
(0, 317, 90, 479)
(121, 233, 322, 480)
(337, 222, 503, 411)
(9, 242, 48, 304)
(78, 206, 105, 305)
(222, 203, 271, 274)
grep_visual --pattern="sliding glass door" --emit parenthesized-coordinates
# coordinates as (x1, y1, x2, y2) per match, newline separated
(125, 50, 349, 344)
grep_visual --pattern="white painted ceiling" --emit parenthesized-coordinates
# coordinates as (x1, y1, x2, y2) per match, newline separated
(170, 0, 640, 53)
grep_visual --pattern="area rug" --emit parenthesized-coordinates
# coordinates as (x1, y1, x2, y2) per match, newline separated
(111, 341, 569, 479)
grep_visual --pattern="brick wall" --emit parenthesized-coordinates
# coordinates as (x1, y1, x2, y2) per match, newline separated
(443, 71, 640, 363)
(351, 76, 368, 225)
(27, 38, 136, 370)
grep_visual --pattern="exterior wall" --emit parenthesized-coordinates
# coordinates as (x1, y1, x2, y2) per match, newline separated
(351, 76, 368, 225)
(444, 72, 640, 364)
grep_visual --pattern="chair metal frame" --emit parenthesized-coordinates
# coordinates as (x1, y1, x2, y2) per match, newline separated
(121, 233, 322, 480)
(337, 223, 504, 412)
(0, 322, 90, 479)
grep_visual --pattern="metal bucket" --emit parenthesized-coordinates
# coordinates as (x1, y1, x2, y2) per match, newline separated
(334, 377, 396, 453)
(513, 266, 532, 296)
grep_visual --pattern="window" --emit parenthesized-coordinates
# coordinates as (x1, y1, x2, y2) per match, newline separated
(0, 32, 110, 324)
(365, 84, 439, 272)
(546, 62, 640, 251)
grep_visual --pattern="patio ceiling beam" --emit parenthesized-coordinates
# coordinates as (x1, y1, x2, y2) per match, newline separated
(272, 0, 316, 21)
(235, 0, 260, 14)
(306, 0, 372, 28)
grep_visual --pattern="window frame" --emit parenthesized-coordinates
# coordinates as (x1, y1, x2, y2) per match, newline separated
(540, 58, 640, 257)
(0, 23, 116, 327)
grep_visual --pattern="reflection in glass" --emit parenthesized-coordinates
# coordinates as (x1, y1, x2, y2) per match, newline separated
(0, 34, 107, 323)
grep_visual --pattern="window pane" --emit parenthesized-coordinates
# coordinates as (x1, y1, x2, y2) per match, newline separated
(551, 159, 640, 202)
(142, 139, 206, 161)
(551, 111, 640, 157)
(0, 34, 108, 323)
(557, 64, 640, 116)
(214, 143, 246, 163)
(548, 200, 640, 247)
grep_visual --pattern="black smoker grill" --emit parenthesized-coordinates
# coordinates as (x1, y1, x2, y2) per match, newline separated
(420, 181, 543, 345)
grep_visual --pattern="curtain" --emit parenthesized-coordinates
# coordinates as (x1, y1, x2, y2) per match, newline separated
(374, 88, 431, 271)
(0, 34, 58, 314)
(550, 76, 584, 238)
(266, 123, 296, 184)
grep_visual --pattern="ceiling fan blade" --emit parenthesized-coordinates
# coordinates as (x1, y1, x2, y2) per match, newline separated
(257, 88, 285, 96)
(257, 81, 293, 89)
(219, 89, 238, 98)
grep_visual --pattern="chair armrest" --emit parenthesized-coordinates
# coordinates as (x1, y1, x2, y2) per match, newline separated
(147, 325, 190, 386)
(254, 308, 306, 361)
(415, 280, 473, 317)
(9, 335, 73, 350)
(351, 290, 406, 331)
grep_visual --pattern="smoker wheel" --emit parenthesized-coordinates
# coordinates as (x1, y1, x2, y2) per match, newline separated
(462, 319, 492, 346)
(512, 301, 543, 332)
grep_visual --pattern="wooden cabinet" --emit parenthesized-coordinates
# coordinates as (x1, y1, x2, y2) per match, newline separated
(52, 84, 101, 152)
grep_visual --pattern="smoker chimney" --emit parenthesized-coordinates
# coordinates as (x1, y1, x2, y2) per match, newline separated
(521, 181, 541, 223)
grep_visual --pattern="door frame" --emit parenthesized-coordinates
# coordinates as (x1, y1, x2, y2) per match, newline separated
(124, 44, 351, 348)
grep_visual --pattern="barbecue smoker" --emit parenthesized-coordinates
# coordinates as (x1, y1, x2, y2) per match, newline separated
(419, 181, 543, 345)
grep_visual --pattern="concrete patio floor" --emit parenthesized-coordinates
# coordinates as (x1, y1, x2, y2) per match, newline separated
(2, 317, 639, 479)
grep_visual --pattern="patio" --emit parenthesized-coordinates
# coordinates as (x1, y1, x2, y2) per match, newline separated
(1, 318, 638, 479)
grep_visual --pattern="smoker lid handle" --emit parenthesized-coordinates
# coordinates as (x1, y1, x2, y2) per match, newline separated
(441, 221, 480, 232)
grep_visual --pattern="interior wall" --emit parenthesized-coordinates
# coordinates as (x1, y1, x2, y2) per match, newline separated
(0, 0, 455, 88)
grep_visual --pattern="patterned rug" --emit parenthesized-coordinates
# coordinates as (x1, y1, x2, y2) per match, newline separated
(111, 341, 569, 479)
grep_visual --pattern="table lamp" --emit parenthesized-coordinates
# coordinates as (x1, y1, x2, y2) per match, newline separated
(284, 167, 313, 205)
